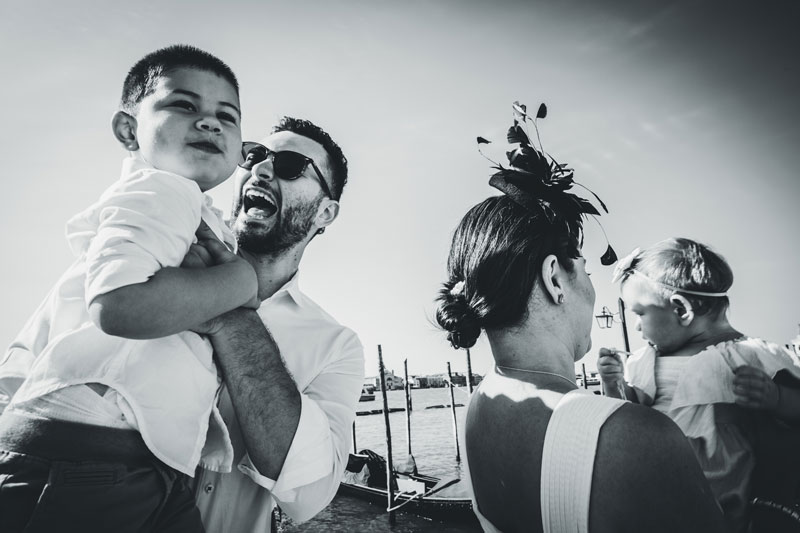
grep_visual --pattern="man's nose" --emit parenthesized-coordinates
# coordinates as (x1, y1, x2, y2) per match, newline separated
(635, 319, 642, 332)
(196, 115, 222, 134)
(251, 157, 276, 183)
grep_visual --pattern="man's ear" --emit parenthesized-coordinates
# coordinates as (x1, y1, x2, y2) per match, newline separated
(112, 111, 139, 151)
(313, 199, 340, 236)
(670, 294, 695, 326)
(540, 254, 565, 305)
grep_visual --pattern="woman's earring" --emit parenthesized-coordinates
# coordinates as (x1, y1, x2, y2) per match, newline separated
(557, 294, 565, 304)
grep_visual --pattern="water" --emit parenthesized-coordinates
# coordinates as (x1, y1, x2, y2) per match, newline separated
(277, 387, 477, 532)
(276, 384, 602, 531)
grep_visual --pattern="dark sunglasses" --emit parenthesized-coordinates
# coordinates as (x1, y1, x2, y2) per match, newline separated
(239, 141, 333, 199)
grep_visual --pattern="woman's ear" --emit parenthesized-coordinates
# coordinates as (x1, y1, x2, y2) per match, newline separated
(112, 111, 139, 151)
(670, 294, 695, 326)
(540, 254, 564, 305)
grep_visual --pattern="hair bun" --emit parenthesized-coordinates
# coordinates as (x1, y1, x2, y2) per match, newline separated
(436, 280, 481, 349)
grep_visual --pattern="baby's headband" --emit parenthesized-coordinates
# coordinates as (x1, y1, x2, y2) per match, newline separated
(611, 248, 728, 297)
(477, 101, 617, 266)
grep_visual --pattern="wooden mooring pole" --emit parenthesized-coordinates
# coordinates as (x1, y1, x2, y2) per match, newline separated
(404, 358, 412, 456)
(378, 345, 395, 523)
(446, 361, 461, 462)
(352, 421, 357, 453)
(465, 349, 474, 394)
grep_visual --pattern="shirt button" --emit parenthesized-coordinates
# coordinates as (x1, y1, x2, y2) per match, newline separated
(204, 484, 214, 494)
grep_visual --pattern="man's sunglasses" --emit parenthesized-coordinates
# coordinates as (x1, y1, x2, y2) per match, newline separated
(239, 142, 333, 199)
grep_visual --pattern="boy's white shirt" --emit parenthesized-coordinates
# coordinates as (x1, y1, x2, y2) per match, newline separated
(2, 156, 236, 476)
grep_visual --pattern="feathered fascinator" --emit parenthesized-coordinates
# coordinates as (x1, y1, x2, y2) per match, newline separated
(477, 101, 618, 265)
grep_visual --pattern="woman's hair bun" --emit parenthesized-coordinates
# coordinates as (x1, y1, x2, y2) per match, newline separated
(436, 280, 481, 349)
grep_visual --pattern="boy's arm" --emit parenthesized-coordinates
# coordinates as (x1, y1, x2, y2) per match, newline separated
(83, 171, 256, 339)
(90, 238, 257, 339)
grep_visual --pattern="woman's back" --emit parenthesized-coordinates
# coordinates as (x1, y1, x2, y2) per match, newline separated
(466, 373, 728, 533)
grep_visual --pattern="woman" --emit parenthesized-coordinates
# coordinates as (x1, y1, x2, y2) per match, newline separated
(435, 104, 726, 532)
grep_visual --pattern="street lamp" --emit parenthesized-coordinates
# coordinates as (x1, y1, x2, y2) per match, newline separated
(595, 297, 631, 352)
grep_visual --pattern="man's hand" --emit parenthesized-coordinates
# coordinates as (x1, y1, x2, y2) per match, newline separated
(733, 365, 779, 412)
(597, 347, 625, 386)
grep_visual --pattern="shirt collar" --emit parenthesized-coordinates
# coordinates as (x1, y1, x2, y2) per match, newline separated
(267, 270, 303, 306)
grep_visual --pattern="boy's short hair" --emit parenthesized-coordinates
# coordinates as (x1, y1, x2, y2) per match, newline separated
(624, 237, 734, 317)
(271, 117, 348, 201)
(120, 44, 238, 114)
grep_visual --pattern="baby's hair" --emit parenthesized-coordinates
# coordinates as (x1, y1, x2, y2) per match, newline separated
(621, 237, 733, 317)
(120, 44, 239, 114)
(435, 195, 582, 349)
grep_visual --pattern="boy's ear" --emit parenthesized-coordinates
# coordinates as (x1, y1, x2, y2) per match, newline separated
(112, 111, 139, 151)
(670, 294, 695, 326)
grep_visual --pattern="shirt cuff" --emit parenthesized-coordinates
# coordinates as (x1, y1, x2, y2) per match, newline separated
(236, 393, 334, 501)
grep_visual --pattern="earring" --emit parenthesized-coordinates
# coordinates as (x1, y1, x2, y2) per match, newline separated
(557, 294, 565, 304)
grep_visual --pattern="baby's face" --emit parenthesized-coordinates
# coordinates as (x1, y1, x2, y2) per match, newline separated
(621, 277, 687, 354)
(132, 67, 242, 191)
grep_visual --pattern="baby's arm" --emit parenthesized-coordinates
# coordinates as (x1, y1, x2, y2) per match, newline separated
(89, 234, 257, 339)
(597, 348, 640, 402)
(733, 365, 800, 423)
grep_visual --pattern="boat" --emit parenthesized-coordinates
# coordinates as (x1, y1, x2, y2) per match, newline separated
(359, 385, 376, 402)
(338, 451, 478, 525)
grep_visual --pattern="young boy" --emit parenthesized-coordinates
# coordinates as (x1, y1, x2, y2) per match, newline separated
(0, 45, 255, 532)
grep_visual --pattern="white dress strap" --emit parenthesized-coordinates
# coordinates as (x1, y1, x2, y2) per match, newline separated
(540, 391, 625, 533)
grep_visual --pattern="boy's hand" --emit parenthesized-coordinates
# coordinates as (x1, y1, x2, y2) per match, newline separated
(185, 221, 260, 310)
(597, 347, 625, 385)
(733, 365, 779, 412)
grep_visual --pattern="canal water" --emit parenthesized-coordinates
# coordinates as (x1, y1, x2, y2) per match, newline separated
(276, 384, 601, 532)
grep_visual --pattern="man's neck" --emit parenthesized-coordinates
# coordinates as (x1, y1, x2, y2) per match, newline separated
(240, 244, 305, 301)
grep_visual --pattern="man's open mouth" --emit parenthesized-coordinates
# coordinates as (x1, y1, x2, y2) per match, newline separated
(243, 189, 277, 218)
(188, 141, 223, 154)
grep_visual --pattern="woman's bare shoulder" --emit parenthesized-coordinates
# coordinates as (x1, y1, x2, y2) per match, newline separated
(589, 403, 727, 533)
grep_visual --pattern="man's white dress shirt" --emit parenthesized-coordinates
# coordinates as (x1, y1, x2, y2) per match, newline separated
(193, 273, 365, 533)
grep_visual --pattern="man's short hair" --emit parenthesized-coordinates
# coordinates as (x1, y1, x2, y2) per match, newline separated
(272, 117, 348, 201)
(120, 44, 239, 114)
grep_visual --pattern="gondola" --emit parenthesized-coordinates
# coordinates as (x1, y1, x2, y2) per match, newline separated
(338, 451, 478, 525)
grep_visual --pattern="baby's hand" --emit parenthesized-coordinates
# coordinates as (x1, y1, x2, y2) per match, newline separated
(597, 347, 625, 385)
(733, 365, 779, 412)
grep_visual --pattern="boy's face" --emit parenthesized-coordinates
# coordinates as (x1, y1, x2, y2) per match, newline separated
(131, 67, 241, 191)
(621, 276, 687, 353)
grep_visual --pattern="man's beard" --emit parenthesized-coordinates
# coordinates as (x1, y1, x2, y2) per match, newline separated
(233, 195, 322, 255)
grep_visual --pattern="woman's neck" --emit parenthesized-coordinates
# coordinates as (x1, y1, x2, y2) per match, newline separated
(487, 325, 576, 382)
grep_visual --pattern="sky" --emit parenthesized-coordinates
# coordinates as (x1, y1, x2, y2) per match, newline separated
(1, 0, 799, 380)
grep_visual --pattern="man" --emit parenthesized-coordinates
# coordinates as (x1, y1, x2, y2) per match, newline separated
(187, 116, 364, 532)
(0, 117, 365, 532)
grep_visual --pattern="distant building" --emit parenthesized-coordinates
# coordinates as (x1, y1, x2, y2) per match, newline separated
(450, 372, 467, 387)
(396, 372, 484, 389)
(371, 370, 404, 390)
(426, 374, 447, 388)
(409, 375, 427, 388)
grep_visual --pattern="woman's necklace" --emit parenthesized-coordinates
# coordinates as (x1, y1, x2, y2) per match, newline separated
(496, 365, 577, 388)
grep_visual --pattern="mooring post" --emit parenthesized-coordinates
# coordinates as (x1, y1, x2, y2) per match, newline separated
(378, 345, 395, 523)
(447, 361, 461, 462)
(352, 421, 357, 453)
(581, 363, 588, 389)
(465, 348, 474, 394)
(404, 358, 412, 456)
